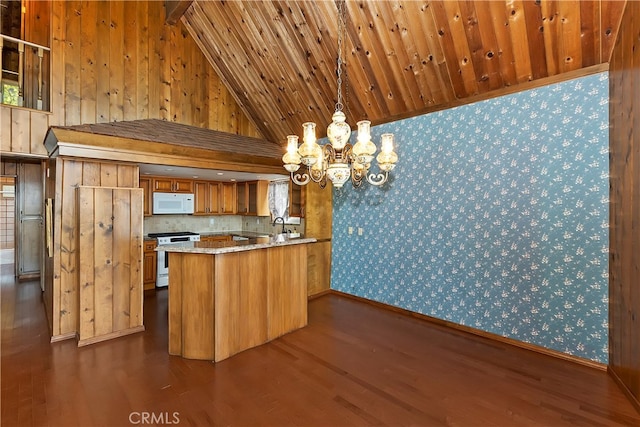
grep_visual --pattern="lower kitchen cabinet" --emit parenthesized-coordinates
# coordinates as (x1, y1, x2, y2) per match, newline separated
(143, 240, 157, 291)
(201, 235, 232, 243)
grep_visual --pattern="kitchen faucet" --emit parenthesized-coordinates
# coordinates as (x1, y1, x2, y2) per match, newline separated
(272, 216, 286, 234)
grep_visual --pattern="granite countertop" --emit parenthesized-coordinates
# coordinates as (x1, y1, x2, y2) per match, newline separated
(158, 235, 316, 255)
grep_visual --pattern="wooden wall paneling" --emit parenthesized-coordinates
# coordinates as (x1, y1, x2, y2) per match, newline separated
(116, 163, 136, 188)
(303, 182, 332, 240)
(169, 23, 180, 123)
(128, 189, 143, 328)
(307, 241, 332, 296)
(123, 1, 138, 121)
(136, 0, 150, 121)
(147, 1, 161, 120)
(58, 159, 82, 335)
(237, 249, 268, 351)
(43, 158, 56, 336)
(99, 162, 118, 187)
(29, 111, 49, 156)
(64, 1, 81, 126)
(80, 0, 97, 124)
(609, 0, 640, 410)
(77, 185, 96, 341)
(81, 161, 100, 186)
(95, 0, 110, 123)
(214, 252, 240, 361)
(267, 245, 307, 340)
(91, 187, 114, 337)
(157, 1, 172, 122)
(112, 188, 131, 332)
(168, 253, 183, 356)
(11, 109, 30, 154)
(109, 0, 125, 123)
(76, 186, 143, 345)
(49, 0, 65, 127)
(1, 107, 11, 152)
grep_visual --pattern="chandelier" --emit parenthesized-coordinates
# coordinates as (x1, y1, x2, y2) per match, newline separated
(282, 0, 398, 188)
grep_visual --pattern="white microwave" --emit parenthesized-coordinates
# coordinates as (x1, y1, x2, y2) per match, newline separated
(152, 193, 195, 215)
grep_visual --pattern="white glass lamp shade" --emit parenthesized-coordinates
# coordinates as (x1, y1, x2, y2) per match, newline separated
(352, 120, 377, 165)
(282, 135, 302, 165)
(298, 122, 319, 166)
(376, 133, 398, 171)
(327, 111, 351, 150)
(326, 162, 351, 188)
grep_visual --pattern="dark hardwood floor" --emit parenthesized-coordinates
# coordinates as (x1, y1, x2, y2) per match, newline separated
(2, 264, 639, 426)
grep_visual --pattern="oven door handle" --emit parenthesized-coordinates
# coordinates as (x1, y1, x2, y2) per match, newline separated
(164, 251, 169, 269)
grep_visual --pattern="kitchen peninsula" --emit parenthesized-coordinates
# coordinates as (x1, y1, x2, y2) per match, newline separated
(163, 235, 316, 361)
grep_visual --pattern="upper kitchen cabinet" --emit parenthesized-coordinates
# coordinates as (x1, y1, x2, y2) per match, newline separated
(289, 182, 305, 218)
(220, 182, 237, 215)
(153, 177, 194, 193)
(194, 181, 221, 215)
(237, 181, 269, 216)
(139, 177, 152, 216)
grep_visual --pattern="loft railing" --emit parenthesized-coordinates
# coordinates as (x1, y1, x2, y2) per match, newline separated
(0, 34, 51, 111)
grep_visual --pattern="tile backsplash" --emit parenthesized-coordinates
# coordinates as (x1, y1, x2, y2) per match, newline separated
(144, 214, 304, 236)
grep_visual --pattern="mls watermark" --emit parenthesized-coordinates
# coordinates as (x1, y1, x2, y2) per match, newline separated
(129, 412, 180, 425)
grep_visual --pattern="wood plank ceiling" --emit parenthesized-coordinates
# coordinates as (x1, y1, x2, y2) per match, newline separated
(181, 1, 625, 144)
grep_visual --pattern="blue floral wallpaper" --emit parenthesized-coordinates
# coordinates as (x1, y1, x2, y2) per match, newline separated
(331, 73, 609, 363)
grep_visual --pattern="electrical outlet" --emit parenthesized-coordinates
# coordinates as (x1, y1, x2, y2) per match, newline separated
(358, 227, 364, 236)
(209, 218, 215, 226)
(348, 226, 353, 235)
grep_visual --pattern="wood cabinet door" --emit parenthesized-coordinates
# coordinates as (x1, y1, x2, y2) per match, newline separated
(153, 177, 173, 192)
(194, 181, 209, 215)
(247, 181, 258, 215)
(173, 179, 194, 193)
(143, 251, 157, 288)
(220, 182, 236, 214)
(237, 182, 248, 214)
(139, 177, 152, 216)
(207, 182, 221, 214)
(289, 182, 304, 217)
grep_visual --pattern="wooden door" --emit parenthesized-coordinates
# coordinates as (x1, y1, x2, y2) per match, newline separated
(17, 162, 43, 279)
(77, 186, 144, 346)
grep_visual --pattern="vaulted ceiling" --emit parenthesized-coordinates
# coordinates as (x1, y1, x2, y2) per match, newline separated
(179, 0, 625, 144)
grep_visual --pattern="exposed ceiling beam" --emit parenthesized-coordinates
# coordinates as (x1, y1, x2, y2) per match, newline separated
(165, 0, 193, 25)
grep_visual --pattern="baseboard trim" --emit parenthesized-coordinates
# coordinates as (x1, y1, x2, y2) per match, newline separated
(329, 290, 607, 371)
(609, 367, 640, 413)
(308, 289, 332, 300)
(50, 332, 76, 343)
(77, 325, 145, 347)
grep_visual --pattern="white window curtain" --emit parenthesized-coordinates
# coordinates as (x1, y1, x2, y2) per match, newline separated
(268, 180, 289, 220)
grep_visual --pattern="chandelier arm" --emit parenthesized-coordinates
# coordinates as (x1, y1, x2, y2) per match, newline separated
(366, 172, 388, 186)
(291, 171, 311, 186)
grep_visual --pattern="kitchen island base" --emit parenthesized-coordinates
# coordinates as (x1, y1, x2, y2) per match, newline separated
(168, 244, 308, 361)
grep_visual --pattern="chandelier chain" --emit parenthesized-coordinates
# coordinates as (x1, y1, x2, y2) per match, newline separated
(335, 0, 346, 112)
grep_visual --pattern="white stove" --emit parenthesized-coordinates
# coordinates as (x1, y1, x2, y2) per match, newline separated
(148, 232, 200, 287)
